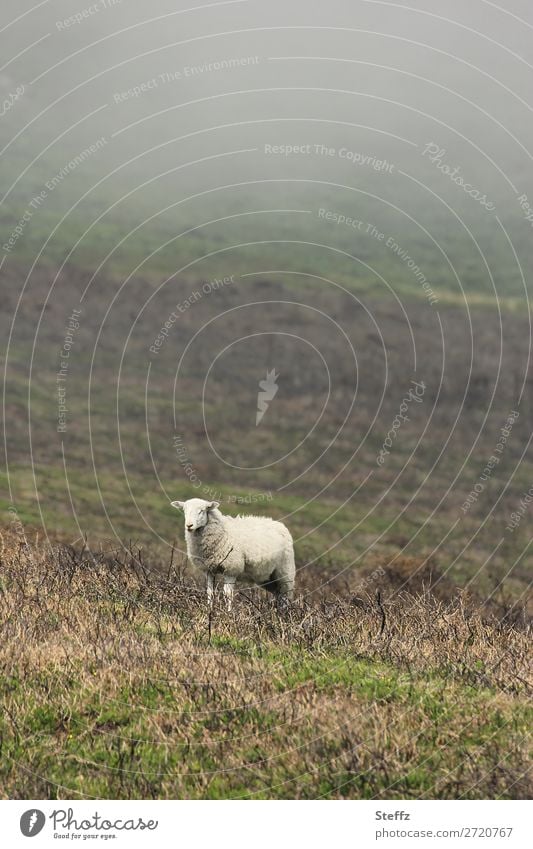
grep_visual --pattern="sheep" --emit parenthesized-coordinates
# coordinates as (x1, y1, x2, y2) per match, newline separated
(171, 497, 295, 610)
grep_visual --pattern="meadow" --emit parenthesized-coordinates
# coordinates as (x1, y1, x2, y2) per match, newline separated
(2, 257, 532, 614)
(1, 2, 532, 800)
(0, 527, 530, 800)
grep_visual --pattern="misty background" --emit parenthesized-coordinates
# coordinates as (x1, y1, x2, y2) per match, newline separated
(1, 0, 532, 294)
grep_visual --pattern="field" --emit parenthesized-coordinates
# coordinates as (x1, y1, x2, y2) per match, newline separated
(2, 255, 532, 800)
(0, 528, 530, 800)
(2, 260, 533, 612)
(1, 0, 532, 804)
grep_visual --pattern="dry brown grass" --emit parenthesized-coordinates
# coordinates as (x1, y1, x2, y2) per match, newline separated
(0, 527, 531, 800)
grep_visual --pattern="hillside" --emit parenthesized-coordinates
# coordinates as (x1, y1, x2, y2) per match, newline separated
(2, 260, 532, 613)
(1, 0, 533, 813)
(0, 529, 530, 800)
(2, 2, 533, 620)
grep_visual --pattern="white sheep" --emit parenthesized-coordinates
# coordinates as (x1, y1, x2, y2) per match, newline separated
(171, 497, 295, 610)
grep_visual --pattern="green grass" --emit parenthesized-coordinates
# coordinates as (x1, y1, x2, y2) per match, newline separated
(3, 651, 529, 799)
(1, 532, 530, 799)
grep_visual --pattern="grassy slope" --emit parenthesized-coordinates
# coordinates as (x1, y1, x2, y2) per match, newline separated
(2, 122, 532, 589)
(0, 530, 530, 800)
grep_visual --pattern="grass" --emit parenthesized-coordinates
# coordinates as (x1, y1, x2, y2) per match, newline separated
(3, 440, 532, 607)
(0, 527, 530, 799)
(1, 9, 531, 804)
(2, 220, 533, 602)
(3, 255, 532, 610)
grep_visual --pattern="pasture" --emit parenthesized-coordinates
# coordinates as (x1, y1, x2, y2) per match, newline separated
(0, 529, 530, 799)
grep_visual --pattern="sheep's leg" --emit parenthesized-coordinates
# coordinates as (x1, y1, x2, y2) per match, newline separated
(260, 570, 294, 611)
(276, 576, 295, 602)
(223, 576, 236, 611)
(207, 573, 215, 609)
(272, 566, 295, 612)
(276, 581, 294, 614)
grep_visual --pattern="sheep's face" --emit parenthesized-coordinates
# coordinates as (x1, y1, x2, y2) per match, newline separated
(171, 498, 220, 533)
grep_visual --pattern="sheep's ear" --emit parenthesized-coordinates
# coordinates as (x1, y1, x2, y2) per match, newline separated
(171, 500, 185, 510)
(207, 501, 220, 509)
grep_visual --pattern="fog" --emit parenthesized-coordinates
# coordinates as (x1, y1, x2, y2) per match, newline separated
(1, 0, 532, 296)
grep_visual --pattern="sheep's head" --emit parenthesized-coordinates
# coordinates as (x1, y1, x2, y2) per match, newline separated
(171, 498, 220, 533)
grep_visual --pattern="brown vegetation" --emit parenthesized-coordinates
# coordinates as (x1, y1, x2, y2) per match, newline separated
(0, 528, 530, 799)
